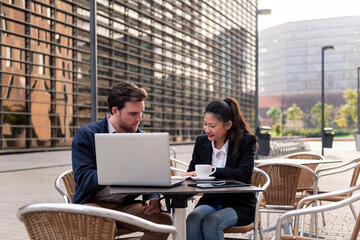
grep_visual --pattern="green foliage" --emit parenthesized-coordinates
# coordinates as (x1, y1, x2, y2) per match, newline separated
(335, 88, 358, 129)
(273, 123, 282, 136)
(266, 106, 282, 124)
(310, 101, 335, 129)
(287, 103, 304, 120)
(283, 129, 353, 138)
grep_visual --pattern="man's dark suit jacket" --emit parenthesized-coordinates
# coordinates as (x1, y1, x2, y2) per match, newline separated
(188, 133, 257, 226)
(72, 116, 142, 204)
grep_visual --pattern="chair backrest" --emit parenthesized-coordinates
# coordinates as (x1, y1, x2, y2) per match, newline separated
(17, 203, 177, 240)
(349, 159, 360, 189)
(274, 185, 360, 240)
(257, 163, 315, 207)
(223, 167, 270, 236)
(54, 169, 75, 203)
(251, 167, 271, 191)
(283, 152, 323, 192)
(19, 205, 116, 240)
(317, 158, 360, 198)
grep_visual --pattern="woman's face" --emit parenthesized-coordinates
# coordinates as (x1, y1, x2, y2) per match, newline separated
(203, 113, 232, 145)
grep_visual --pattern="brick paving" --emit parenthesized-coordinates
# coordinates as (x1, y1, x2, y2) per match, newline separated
(0, 140, 359, 239)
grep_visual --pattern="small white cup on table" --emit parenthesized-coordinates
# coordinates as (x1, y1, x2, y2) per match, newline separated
(195, 164, 216, 178)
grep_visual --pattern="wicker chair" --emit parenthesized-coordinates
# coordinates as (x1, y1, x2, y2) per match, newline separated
(54, 169, 142, 238)
(170, 157, 189, 176)
(283, 152, 323, 194)
(223, 167, 271, 240)
(17, 203, 176, 240)
(307, 158, 360, 228)
(54, 169, 75, 203)
(271, 185, 360, 240)
(256, 163, 318, 235)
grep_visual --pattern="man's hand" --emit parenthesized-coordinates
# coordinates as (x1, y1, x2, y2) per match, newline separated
(144, 198, 160, 215)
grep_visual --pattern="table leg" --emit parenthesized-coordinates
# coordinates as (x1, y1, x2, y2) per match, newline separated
(169, 195, 189, 240)
(172, 208, 187, 240)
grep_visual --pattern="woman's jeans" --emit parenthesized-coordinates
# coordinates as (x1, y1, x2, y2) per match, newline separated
(186, 204, 238, 240)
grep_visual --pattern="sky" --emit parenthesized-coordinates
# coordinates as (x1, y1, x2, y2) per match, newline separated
(258, 0, 360, 31)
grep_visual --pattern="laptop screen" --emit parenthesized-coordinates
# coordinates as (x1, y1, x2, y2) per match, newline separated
(95, 132, 173, 186)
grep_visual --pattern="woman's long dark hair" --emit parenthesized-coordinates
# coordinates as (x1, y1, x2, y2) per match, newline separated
(204, 97, 255, 159)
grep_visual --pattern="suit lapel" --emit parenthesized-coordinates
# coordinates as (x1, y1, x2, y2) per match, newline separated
(200, 139, 213, 164)
(225, 143, 235, 168)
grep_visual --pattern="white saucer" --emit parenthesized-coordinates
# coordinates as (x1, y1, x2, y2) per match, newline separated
(191, 176, 215, 181)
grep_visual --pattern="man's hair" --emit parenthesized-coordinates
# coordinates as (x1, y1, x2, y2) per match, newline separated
(108, 81, 147, 113)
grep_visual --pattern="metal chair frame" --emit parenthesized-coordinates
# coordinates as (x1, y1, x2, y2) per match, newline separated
(224, 167, 271, 240)
(17, 203, 177, 240)
(273, 185, 360, 240)
(256, 162, 318, 236)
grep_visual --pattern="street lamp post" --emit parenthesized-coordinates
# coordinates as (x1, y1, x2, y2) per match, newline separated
(321, 45, 334, 155)
(356, 67, 360, 151)
(358, 67, 360, 134)
(255, 9, 271, 133)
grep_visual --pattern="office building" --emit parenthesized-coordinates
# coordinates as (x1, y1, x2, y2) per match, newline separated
(259, 16, 360, 115)
(0, 0, 257, 152)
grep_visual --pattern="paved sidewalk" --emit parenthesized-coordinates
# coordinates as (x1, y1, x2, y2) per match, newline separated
(0, 140, 359, 239)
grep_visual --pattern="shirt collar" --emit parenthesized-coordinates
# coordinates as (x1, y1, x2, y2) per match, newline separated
(107, 114, 117, 133)
(211, 139, 229, 154)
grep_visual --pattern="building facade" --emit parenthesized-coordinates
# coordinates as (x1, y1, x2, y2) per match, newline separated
(0, 0, 257, 152)
(259, 16, 360, 98)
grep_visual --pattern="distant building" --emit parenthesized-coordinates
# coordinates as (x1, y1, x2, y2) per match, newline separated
(0, 0, 257, 152)
(259, 16, 360, 119)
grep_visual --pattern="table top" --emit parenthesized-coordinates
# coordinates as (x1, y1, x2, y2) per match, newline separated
(255, 158, 342, 165)
(110, 179, 262, 195)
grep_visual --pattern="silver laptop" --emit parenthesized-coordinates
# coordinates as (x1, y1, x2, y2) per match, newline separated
(95, 132, 184, 187)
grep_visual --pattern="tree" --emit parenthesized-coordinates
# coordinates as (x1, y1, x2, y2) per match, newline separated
(335, 89, 357, 129)
(287, 103, 304, 120)
(311, 101, 335, 129)
(273, 123, 282, 136)
(267, 106, 282, 125)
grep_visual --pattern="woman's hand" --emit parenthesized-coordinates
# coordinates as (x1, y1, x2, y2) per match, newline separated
(179, 171, 197, 177)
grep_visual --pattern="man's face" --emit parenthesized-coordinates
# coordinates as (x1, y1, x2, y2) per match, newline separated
(111, 101, 145, 133)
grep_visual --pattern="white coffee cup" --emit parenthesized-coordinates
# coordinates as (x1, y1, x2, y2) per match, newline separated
(195, 164, 216, 178)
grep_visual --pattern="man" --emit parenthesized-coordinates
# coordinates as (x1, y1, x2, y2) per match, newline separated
(72, 81, 172, 240)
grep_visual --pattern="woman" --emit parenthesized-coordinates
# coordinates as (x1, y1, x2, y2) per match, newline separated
(182, 97, 257, 240)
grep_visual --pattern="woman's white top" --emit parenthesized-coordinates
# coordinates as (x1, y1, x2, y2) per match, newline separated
(211, 139, 229, 168)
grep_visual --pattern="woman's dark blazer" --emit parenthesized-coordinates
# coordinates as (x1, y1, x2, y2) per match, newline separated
(188, 133, 257, 226)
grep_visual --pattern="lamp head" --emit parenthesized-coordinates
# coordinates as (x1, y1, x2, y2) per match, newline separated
(256, 9, 272, 15)
(322, 46, 334, 51)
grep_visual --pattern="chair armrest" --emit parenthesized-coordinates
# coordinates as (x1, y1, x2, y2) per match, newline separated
(316, 158, 360, 173)
(170, 167, 187, 173)
(317, 160, 360, 178)
(170, 158, 189, 167)
(18, 203, 177, 234)
(296, 185, 360, 209)
(54, 169, 72, 204)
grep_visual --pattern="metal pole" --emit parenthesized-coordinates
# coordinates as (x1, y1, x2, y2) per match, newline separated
(90, 0, 98, 122)
(321, 48, 325, 156)
(321, 46, 334, 156)
(254, 9, 271, 133)
(281, 92, 284, 136)
(254, 12, 259, 132)
(358, 67, 360, 134)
